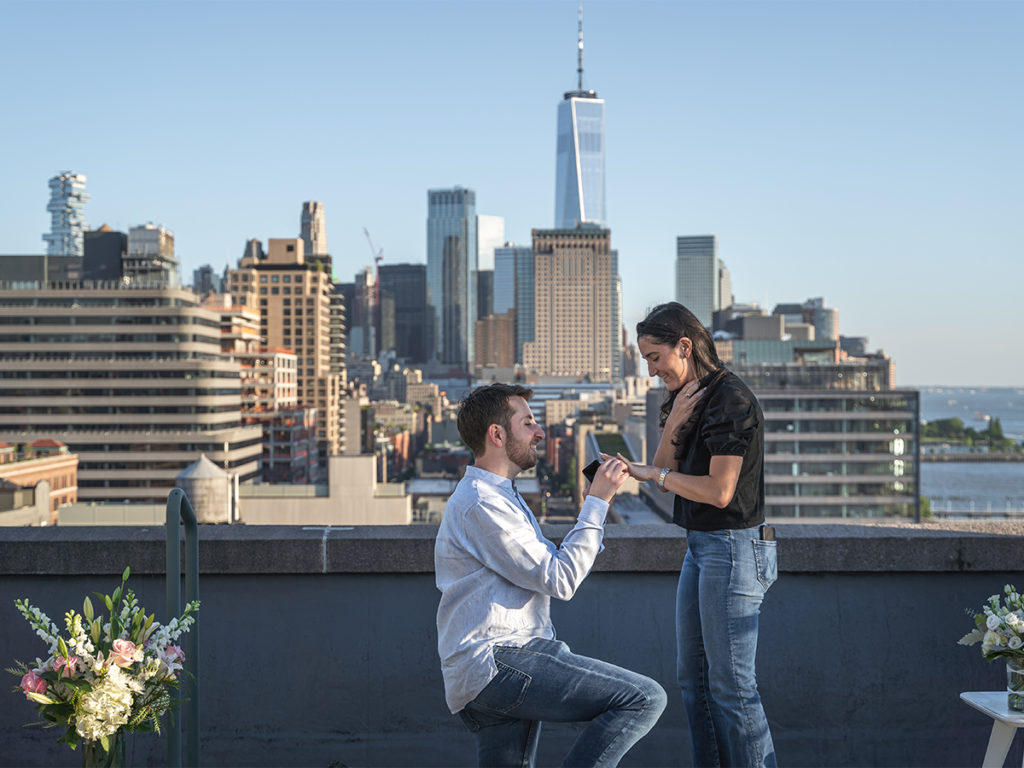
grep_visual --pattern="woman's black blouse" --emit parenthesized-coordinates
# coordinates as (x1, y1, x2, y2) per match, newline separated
(671, 370, 766, 531)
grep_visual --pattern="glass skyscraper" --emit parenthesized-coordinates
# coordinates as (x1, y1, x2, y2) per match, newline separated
(554, 11, 605, 229)
(426, 187, 477, 369)
(676, 235, 719, 327)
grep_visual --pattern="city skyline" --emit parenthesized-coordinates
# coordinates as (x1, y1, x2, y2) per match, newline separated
(1, 0, 1020, 386)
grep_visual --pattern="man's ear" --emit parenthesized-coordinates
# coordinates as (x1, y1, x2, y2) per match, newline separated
(488, 424, 504, 448)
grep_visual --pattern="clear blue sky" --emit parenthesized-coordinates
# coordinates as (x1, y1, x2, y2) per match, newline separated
(1, 0, 1020, 387)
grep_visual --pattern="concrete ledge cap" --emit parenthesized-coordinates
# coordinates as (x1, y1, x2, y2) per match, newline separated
(0, 521, 1020, 575)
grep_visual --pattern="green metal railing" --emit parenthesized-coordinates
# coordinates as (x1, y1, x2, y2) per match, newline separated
(165, 488, 199, 767)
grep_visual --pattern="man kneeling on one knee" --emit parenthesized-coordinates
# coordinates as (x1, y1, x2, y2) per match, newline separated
(435, 383, 667, 768)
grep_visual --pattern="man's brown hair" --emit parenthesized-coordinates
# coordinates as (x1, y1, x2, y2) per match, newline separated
(456, 383, 534, 457)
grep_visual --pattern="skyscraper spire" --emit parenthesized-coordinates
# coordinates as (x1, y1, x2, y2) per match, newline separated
(565, 4, 596, 99)
(577, 5, 584, 93)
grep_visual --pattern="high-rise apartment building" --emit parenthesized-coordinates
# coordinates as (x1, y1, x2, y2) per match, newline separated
(124, 224, 179, 287)
(300, 202, 327, 257)
(0, 282, 261, 502)
(675, 235, 718, 327)
(554, 10, 606, 229)
(43, 172, 89, 258)
(228, 238, 343, 460)
(523, 227, 616, 381)
(427, 187, 477, 370)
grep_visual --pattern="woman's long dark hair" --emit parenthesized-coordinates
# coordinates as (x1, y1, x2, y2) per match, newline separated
(636, 302, 724, 438)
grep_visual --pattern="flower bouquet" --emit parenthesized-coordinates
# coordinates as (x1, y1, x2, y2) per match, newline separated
(7, 566, 199, 766)
(958, 584, 1024, 711)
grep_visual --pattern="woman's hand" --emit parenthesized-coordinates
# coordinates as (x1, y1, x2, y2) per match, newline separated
(600, 452, 659, 484)
(666, 378, 706, 430)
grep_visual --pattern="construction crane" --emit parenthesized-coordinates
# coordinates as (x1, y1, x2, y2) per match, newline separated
(362, 227, 384, 306)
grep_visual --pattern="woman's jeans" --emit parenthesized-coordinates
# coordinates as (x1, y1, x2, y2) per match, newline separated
(458, 637, 667, 768)
(678, 527, 778, 768)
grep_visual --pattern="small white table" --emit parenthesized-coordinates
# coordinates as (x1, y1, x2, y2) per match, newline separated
(961, 691, 1024, 767)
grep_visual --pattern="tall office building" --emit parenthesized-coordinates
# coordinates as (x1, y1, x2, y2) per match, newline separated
(0, 283, 261, 502)
(493, 244, 535, 362)
(426, 187, 477, 370)
(523, 227, 616, 381)
(228, 238, 343, 461)
(379, 263, 431, 364)
(192, 264, 224, 296)
(124, 224, 180, 287)
(675, 235, 718, 327)
(514, 247, 536, 365)
(718, 259, 733, 312)
(300, 202, 327, 256)
(43, 172, 89, 258)
(554, 9, 606, 229)
(477, 270, 494, 320)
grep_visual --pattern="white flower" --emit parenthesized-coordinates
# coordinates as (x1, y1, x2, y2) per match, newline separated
(987, 614, 1002, 630)
(75, 669, 136, 741)
(1008, 636, 1023, 650)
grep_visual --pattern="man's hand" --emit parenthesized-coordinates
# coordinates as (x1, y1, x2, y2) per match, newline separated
(586, 456, 630, 503)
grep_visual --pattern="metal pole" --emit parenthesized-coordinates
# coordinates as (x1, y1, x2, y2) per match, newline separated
(166, 488, 200, 767)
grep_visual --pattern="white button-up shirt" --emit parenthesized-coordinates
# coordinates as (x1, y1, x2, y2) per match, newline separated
(435, 465, 609, 713)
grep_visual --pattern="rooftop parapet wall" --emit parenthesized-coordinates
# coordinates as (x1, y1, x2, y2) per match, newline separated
(1, 521, 1019, 577)
(2, 523, 1023, 767)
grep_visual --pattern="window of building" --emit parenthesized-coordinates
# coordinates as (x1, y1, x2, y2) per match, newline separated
(271, 288, 279, 295)
(271, 275, 279, 283)
(283, 275, 291, 283)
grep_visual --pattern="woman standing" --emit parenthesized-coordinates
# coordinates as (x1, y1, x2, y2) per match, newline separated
(620, 302, 777, 768)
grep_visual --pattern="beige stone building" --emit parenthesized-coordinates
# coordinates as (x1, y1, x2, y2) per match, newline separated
(522, 228, 616, 381)
(0, 283, 262, 503)
(228, 238, 343, 457)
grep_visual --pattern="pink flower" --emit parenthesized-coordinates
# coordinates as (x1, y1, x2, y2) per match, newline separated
(20, 670, 47, 695)
(53, 654, 79, 678)
(109, 638, 143, 668)
(166, 645, 184, 663)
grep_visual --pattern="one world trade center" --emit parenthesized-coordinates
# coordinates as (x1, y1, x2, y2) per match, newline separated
(554, 7, 606, 229)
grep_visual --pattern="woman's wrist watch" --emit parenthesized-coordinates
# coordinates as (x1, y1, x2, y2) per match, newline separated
(657, 467, 670, 490)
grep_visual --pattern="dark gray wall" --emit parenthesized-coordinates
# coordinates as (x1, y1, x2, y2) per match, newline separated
(1, 524, 1023, 767)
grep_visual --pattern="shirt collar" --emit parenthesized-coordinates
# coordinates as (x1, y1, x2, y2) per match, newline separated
(464, 464, 515, 491)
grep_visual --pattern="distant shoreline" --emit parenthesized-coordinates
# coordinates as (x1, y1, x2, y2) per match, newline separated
(922, 452, 1024, 463)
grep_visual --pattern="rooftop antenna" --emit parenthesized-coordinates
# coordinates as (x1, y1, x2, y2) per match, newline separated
(577, 5, 584, 93)
(565, 5, 596, 99)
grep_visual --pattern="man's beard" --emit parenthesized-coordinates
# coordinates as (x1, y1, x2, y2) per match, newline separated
(505, 434, 537, 471)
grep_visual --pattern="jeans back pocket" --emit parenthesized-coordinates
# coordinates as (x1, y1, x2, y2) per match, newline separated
(471, 653, 532, 715)
(752, 538, 778, 590)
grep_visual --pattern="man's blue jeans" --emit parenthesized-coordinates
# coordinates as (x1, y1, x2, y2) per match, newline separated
(458, 637, 667, 767)
(677, 528, 778, 767)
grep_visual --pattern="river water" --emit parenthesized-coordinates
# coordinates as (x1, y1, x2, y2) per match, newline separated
(917, 386, 1024, 514)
